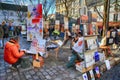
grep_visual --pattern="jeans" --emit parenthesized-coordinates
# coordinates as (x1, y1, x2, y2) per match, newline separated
(12, 58, 22, 68)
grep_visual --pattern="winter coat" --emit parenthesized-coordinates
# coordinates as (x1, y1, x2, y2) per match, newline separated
(0, 27, 4, 39)
(2, 24, 9, 34)
(4, 40, 24, 64)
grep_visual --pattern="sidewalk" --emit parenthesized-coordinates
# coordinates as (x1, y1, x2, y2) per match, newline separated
(0, 48, 83, 80)
(0, 37, 82, 80)
(1, 37, 120, 80)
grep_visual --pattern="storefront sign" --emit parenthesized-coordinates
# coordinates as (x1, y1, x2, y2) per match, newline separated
(86, 0, 104, 8)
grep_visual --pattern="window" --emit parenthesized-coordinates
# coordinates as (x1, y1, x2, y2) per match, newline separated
(72, 1, 75, 7)
(79, 8, 81, 15)
(79, 0, 82, 6)
(72, 9, 75, 15)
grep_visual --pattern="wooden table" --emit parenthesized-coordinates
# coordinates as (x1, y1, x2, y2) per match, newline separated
(99, 46, 113, 58)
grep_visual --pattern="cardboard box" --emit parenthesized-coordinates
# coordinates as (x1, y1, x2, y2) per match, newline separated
(33, 60, 41, 67)
(76, 62, 93, 73)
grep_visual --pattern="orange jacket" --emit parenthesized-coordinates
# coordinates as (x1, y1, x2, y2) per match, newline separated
(4, 41, 24, 64)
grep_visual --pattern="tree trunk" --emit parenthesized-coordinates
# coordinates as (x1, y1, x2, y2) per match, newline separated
(103, 0, 110, 38)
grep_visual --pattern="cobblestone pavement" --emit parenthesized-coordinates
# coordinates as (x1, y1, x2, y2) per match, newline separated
(0, 37, 120, 80)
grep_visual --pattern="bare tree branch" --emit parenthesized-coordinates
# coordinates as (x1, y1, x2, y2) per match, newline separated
(60, 0, 76, 17)
(94, 6, 103, 19)
(42, 0, 55, 21)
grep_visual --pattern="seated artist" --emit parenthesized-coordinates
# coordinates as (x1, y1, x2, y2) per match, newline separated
(72, 31, 82, 46)
(67, 32, 84, 68)
(4, 36, 26, 69)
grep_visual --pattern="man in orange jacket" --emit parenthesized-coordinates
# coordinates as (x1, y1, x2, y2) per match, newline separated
(4, 36, 25, 69)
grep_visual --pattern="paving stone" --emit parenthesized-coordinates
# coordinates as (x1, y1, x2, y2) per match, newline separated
(36, 72, 42, 76)
(27, 79, 33, 80)
(46, 69, 50, 72)
(54, 78, 62, 80)
(33, 76, 39, 80)
(7, 75, 13, 80)
(49, 68, 54, 71)
(13, 72, 18, 76)
(76, 76, 83, 80)
(59, 71, 64, 74)
(52, 70, 57, 73)
(69, 73, 75, 79)
(29, 70, 35, 75)
(25, 74, 32, 79)
(42, 72, 48, 76)
(39, 75, 46, 80)
(60, 67, 65, 71)
(55, 72, 60, 76)
(0, 69, 6, 73)
(6, 69, 12, 73)
(34, 68, 39, 72)
(45, 75, 51, 80)
(39, 69, 44, 72)
(14, 76, 21, 80)
(0, 76, 6, 80)
(0, 67, 5, 71)
(48, 72, 54, 76)
(6, 72, 13, 77)
(62, 73, 69, 78)
(0, 72, 6, 76)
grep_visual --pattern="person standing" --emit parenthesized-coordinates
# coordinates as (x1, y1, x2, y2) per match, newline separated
(2, 21, 9, 38)
(0, 25, 4, 48)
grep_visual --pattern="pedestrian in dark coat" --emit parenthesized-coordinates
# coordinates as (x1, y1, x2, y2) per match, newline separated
(2, 21, 9, 38)
(0, 25, 4, 48)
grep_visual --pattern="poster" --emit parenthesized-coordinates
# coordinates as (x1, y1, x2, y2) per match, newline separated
(95, 66, 100, 78)
(82, 73, 88, 80)
(72, 37, 84, 53)
(92, 12, 97, 22)
(81, 15, 88, 23)
(27, 4, 43, 41)
(118, 13, 120, 21)
(89, 70, 95, 80)
(105, 60, 111, 70)
(64, 17, 68, 29)
(28, 38, 46, 56)
(55, 20, 60, 30)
